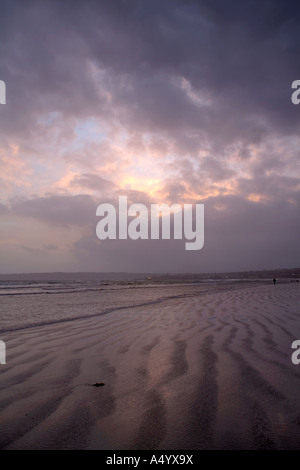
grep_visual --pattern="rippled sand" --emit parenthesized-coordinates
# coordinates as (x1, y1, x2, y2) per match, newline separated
(0, 282, 300, 449)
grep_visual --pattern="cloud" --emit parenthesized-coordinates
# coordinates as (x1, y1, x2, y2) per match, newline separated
(0, 0, 299, 272)
(10, 194, 98, 228)
(0, 203, 9, 214)
(70, 173, 117, 193)
(68, 192, 300, 273)
(1, 0, 299, 147)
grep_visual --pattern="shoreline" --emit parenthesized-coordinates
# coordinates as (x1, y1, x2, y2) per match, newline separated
(0, 279, 271, 335)
(0, 282, 300, 449)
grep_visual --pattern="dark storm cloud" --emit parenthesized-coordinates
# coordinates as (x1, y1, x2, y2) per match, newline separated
(200, 157, 235, 182)
(237, 174, 300, 201)
(203, 193, 300, 270)
(82, 0, 300, 145)
(70, 173, 117, 192)
(70, 192, 300, 273)
(8, 189, 152, 228)
(10, 194, 98, 227)
(1, 0, 300, 145)
(161, 179, 188, 202)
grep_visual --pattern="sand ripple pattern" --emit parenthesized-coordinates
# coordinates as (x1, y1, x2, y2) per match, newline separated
(0, 283, 300, 449)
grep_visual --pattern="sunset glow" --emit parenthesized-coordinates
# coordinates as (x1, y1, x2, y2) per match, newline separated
(0, 1, 299, 273)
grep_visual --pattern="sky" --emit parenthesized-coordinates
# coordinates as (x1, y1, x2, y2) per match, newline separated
(0, 0, 299, 274)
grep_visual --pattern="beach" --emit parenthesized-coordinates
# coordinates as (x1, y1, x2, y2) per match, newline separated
(0, 281, 300, 450)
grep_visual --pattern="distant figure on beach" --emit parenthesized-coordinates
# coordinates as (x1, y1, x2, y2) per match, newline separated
(273, 278, 277, 285)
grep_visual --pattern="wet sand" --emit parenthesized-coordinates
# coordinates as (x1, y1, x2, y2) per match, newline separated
(0, 282, 300, 449)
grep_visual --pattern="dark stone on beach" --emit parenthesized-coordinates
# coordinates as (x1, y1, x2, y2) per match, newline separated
(91, 382, 105, 387)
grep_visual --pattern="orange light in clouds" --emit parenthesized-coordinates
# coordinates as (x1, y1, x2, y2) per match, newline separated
(55, 171, 78, 191)
(10, 143, 20, 155)
(248, 193, 262, 202)
(117, 178, 238, 204)
(0, 144, 32, 189)
(119, 175, 162, 195)
(183, 181, 237, 203)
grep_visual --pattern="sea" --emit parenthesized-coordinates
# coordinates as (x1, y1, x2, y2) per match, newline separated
(0, 275, 270, 333)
